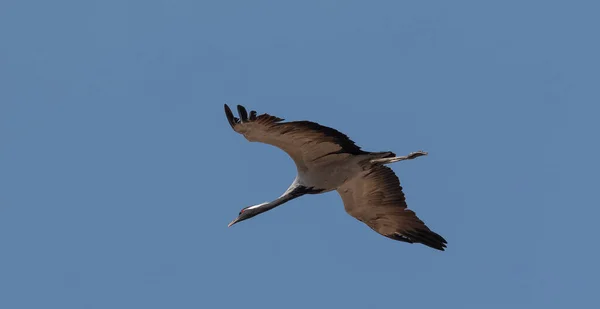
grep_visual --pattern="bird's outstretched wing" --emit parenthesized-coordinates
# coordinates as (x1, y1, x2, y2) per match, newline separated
(224, 104, 367, 171)
(337, 165, 447, 250)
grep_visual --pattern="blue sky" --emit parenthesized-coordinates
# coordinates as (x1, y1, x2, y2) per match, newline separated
(1, 0, 599, 308)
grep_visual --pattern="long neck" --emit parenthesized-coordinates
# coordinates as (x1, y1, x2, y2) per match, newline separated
(250, 185, 308, 215)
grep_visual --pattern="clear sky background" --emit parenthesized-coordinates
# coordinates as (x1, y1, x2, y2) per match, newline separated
(1, 1, 599, 308)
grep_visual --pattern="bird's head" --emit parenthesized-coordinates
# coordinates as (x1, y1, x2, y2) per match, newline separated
(227, 202, 269, 227)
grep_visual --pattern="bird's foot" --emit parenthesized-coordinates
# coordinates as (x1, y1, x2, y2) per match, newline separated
(406, 150, 428, 160)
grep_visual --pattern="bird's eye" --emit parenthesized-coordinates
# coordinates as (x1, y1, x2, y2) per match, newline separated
(239, 209, 245, 215)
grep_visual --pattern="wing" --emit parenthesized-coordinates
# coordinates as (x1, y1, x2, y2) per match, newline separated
(337, 165, 447, 251)
(224, 104, 367, 171)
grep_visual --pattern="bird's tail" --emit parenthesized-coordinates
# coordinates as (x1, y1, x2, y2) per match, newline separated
(369, 151, 396, 159)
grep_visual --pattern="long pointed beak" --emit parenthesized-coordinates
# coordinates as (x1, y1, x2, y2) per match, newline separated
(228, 217, 239, 228)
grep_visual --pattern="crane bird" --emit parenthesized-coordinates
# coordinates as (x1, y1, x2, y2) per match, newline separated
(225, 104, 447, 251)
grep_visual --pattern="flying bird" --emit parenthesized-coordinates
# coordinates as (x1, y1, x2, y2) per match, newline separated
(225, 104, 447, 251)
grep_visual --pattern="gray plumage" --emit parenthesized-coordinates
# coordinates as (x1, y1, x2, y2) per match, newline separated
(225, 104, 447, 251)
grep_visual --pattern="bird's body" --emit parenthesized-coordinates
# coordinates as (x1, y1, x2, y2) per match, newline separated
(294, 152, 384, 193)
(225, 104, 447, 251)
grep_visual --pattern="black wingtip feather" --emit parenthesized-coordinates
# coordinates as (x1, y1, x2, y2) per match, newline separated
(405, 229, 447, 251)
(224, 104, 237, 129)
(237, 105, 249, 122)
(249, 110, 257, 121)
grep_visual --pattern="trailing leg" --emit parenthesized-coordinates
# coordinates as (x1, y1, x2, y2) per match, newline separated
(370, 150, 428, 165)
